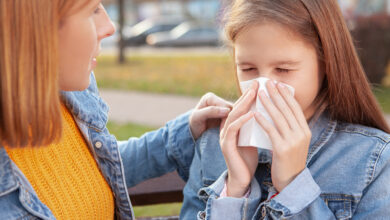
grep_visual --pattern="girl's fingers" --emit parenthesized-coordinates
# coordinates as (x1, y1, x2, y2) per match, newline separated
(220, 117, 227, 132)
(221, 86, 257, 139)
(254, 112, 282, 146)
(277, 83, 310, 132)
(223, 111, 254, 148)
(266, 81, 300, 131)
(220, 81, 257, 138)
(233, 85, 251, 107)
(222, 112, 255, 180)
(233, 80, 259, 108)
(258, 90, 290, 138)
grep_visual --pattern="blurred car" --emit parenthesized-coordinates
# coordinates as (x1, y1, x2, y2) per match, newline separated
(146, 22, 221, 47)
(124, 18, 183, 46)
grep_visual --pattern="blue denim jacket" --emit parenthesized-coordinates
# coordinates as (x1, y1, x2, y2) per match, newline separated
(0, 73, 195, 219)
(180, 111, 390, 219)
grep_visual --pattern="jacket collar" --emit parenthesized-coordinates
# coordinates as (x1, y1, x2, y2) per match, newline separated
(60, 73, 109, 132)
(306, 111, 337, 165)
(0, 147, 18, 196)
(257, 110, 337, 164)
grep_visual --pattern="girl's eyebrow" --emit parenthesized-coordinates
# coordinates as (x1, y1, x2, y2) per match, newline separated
(236, 61, 255, 66)
(270, 60, 301, 66)
(236, 60, 300, 66)
(235, 57, 256, 66)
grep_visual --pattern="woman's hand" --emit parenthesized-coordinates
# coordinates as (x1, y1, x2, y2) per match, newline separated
(254, 80, 311, 192)
(220, 81, 259, 198)
(190, 93, 233, 140)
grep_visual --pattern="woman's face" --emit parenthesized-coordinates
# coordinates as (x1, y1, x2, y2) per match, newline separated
(234, 22, 324, 119)
(58, 0, 115, 91)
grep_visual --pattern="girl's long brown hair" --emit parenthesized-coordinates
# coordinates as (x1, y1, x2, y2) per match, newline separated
(0, 0, 88, 147)
(224, 0, 390, 133)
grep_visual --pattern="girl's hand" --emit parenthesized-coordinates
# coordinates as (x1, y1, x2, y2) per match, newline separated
(220, 81, 259, 198)
(254, 81, 312, 193)
(190, 93, 233, 140)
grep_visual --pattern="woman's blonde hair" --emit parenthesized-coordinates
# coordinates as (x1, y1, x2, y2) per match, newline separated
(0, 0, 88, 147)
(224, 0, 390, 133)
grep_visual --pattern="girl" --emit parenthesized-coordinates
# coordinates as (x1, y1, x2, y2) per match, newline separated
(180, 0, 390, 219)
(0, 0, 232, 219)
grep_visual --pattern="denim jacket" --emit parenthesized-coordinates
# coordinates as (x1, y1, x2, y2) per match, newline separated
(0, 73, 195, 220)
(180, 111, 390, 220)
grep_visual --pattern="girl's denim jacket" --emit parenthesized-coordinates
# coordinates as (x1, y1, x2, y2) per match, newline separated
(180, 111, 390, 220)
(0, 73, 195, 219)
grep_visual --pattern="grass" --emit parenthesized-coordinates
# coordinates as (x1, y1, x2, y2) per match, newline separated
(95, 54, 240, 100)
(106, 121, 182, 217)
(133, 203, 182, 218)
(373, 86, 390, 113)
(106, 121, 155, 140)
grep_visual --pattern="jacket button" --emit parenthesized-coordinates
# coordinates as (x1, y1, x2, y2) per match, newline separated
(262, 206, 267, 217)
(95, 141, 102, 149)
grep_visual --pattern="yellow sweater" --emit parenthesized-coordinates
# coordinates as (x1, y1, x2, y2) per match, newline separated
(5, 104, 115, 219)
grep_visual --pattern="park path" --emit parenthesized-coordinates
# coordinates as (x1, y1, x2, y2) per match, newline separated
(100, 89, 200, 127)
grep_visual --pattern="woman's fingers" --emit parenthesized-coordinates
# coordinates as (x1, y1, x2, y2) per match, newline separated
(191, 106, 231, 139)
(190, 93, 234, 140)
(193, 106, 231, 121)
(197, 92, 233, 109)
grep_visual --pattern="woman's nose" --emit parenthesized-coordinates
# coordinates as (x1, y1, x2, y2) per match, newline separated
(97, 11, 116, 40)
(102, 20, 116, 39)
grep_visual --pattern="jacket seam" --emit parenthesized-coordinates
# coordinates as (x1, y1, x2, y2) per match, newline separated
(335, 127, 390, 143)
(368, 141, 390, 185)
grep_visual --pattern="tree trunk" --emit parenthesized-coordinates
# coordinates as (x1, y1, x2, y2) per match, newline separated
(118, 0, 126, 63)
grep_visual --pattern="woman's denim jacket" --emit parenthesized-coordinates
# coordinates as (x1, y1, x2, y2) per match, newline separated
(180, 111, 390, 220)
(0, 73, 195, 219)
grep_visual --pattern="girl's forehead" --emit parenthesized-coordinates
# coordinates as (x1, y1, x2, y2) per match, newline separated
(236, 23, 304, 45)
(234, 24, 315, 61)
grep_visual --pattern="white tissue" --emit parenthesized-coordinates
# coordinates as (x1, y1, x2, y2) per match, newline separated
(238, 77, 295, 150)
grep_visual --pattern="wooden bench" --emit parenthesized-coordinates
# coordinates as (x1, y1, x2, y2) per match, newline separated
(128, 171, 186, 206)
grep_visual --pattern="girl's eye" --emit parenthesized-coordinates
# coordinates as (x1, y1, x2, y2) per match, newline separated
(275, 68, 290, 73)
(242, 68, 257, 72)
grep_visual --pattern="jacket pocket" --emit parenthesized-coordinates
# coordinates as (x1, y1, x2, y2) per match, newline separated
(320, 193, 356, 220)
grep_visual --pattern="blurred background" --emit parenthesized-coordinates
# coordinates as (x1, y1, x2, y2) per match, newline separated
(97, 0, 390, 219)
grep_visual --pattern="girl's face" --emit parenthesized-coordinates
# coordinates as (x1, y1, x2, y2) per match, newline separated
(234, 22, 324, 119)
(58, 1, 115, 91)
